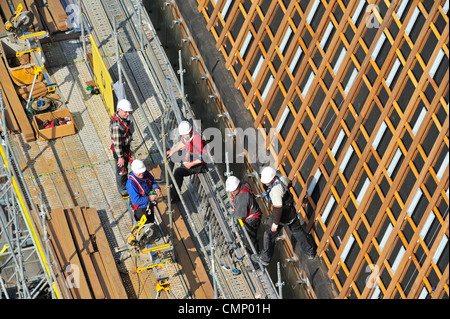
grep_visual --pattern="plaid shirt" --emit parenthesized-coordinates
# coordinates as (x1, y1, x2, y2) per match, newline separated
(110, 112, 133, 157)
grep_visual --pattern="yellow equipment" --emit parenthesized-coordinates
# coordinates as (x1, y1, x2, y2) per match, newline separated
(115, 214, 173, 274)
(2, 3, 55, 91)
(18, 31, 48, 41)
(155, 277, 175, 299)
(0, 244, 9, 262)
(4, 4, 33, 35)
(15, 47, 41, 57)
(127, 214, 160, 250)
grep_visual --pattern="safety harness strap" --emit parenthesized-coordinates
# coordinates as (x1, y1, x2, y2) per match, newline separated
(262, 176, 292, 203)
(110, 113, 132, 161)
(128, 175, 153, 211)
(232, 183, 261, 221)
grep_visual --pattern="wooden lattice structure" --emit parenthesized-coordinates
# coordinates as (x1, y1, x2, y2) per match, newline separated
(194, 0, 449, 299)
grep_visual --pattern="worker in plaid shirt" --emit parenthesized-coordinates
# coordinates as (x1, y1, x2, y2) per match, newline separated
(110, 99, 134, 198)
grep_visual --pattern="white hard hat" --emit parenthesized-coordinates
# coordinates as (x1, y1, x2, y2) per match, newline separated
(131, 159, 146, 174)
(260, 167, 276, 184)
(117, 99, 133, 112)
(225, 176, 240, 192)
(178, 120, 192, 135)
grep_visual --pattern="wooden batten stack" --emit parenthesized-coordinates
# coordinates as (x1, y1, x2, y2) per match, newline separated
(47, 207, 128, 299)
(0, 51, 35, 141)
(0, 0, 69, 34)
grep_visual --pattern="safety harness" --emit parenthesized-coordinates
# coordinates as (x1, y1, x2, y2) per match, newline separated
(182, 131, 205, 163)
(261, 176, 294, 206)
(232, 183, 261, 222)
(128, 175, 157, 211)
(110, 113, 132, 162)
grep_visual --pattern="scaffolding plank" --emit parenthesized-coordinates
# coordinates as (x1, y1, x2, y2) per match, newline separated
(66, 207, 94, 255)
(47, 208, 93, 298)
(152, 165, 213, 299)
(65, 207, 105, 299)
(83, 207, 128, 299)
(0, 52, 36, 142)
(35, 0, 58, 34)
(24, 0, 45, 31)
(90, 251, 114, 299)
(47, 0, 68, 32)
(0, 85, 20, 133)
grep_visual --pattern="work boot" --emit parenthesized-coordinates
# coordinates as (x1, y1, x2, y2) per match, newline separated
(121, 190, 129, 199)
(305, 250, 316, 260)
(248, 253, 260, 269)
(251, 253, 269, 267)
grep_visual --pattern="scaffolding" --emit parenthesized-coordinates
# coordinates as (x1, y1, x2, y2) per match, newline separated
(86, 0, 279, 298)
(0, 90, 62, 299)
(1, 0, 280, 299)
(195, 0, 449, 299)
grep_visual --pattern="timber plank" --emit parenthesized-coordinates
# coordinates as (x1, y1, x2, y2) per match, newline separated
(172, 206, 213, 299)
(47, 237, 74, 299)
(66, 207, 94, 254)
(83, 207, 128, 299)
(150, 165, 213, 299)
(0, 83, 20, 133)
(29, 208, 71, 299)
(35, 0, 58, 34)
(15, 82, 48, 99)
(0, 52, 35, 141)
(47, 208, 92, 298)
(81, 253, 106, 299)
(65, 207, 105, 299)
(47, 0, 68, 32)
(0, 0, 12, 17)
(0, 1, 8, 32)
(24, 0, 45, 31)
(90, 252, 113, 299)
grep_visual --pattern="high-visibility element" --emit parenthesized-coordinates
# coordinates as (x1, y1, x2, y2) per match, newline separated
(0, 244, 9, 262)
(90, 34, 115, 117)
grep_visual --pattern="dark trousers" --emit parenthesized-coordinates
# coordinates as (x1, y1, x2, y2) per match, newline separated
(112, 146, 130, 193)
(260, 212, 314, 263)
(170, 163, 205, 200)
(243, 217, 260, 253)
(134, 207, 155, 224)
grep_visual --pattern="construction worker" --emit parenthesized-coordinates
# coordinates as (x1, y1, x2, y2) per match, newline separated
(251, 167, 316, 266)
(166, 120, 206, 202)
(226, 176, 261, 252)
(126, 159, 161, 223)
(110, 99, 134, 198)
